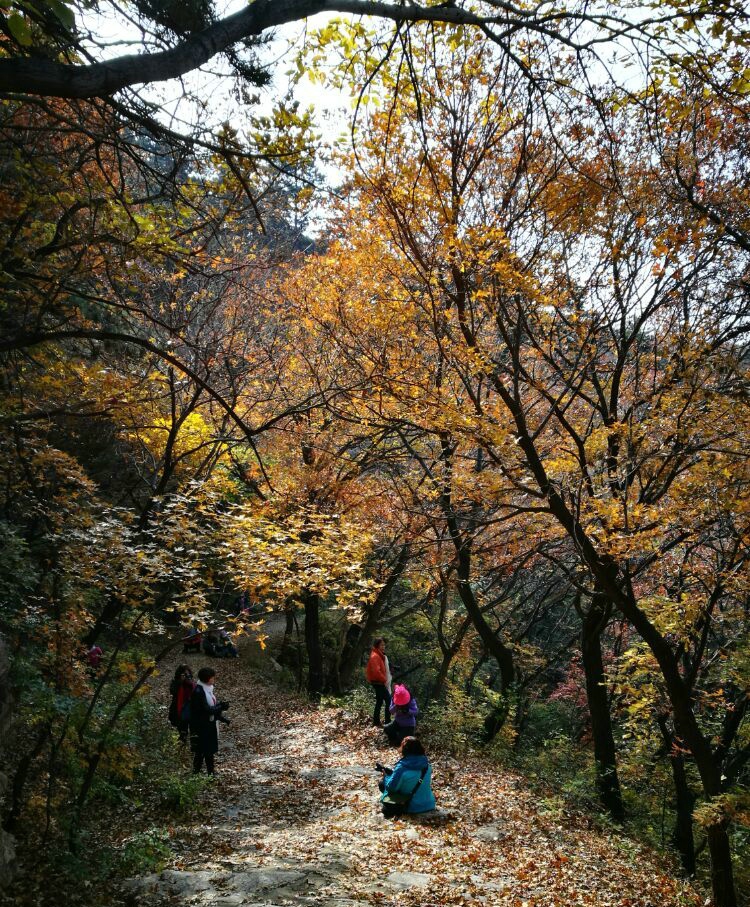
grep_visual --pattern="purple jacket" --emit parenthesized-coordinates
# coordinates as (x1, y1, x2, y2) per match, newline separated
(390, 696, 418, 728)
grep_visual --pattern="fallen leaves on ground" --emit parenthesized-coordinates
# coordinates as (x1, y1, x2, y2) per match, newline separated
(127, 647, 701, 907)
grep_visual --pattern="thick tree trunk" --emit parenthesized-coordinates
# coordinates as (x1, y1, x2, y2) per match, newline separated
(303, 591, 324, 702)
(706, 823, 736, 907)
(84, 594, 121, 645)
(581, 594, 625, 823)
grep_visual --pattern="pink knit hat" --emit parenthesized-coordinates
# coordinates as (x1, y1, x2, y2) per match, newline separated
(392, 684, 410, 706)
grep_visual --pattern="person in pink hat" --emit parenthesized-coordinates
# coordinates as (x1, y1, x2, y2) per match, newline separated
(384, 683, 419, 745)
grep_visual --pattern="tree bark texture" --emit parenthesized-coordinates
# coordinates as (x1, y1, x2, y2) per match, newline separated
(657, 716, 696, 876)
(581, 595, 625, 823)
(0, 1, 524, 98)
(303, 591, 324, 701)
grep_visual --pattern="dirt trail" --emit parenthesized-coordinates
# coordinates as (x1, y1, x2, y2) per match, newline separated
(126, 646, 700, 907)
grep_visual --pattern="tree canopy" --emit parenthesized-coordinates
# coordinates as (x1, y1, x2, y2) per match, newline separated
(0, 2, 749, 906)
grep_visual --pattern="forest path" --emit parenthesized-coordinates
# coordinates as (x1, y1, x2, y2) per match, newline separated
(125, 647, 700, 907)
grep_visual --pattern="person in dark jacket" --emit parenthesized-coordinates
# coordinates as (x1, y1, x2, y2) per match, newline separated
(384, 683, 418, 745)
(168, 664, 195, 743)
(377, 736, 436, 815)
(202, 630, 222, 657)
(189, 666, 230, 774)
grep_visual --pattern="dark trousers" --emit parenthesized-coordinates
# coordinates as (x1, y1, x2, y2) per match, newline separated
(371, 683, 391, 724)
(384, 720, 411, 745)
(193, 750, 215, 774)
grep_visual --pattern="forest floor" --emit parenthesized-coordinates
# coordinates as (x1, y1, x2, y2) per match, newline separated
(120, 644, 703, 907)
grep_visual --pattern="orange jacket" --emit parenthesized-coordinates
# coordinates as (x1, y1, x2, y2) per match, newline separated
(365, 648, 387, 684)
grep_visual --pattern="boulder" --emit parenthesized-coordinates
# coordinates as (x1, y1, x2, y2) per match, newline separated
(473, 823, 508, 842)
(384, 871, 431, 888)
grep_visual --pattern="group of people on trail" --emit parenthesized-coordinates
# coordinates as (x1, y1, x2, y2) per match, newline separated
(203, 629, 238, 658)
(365, 637, 418, 743)
(366, 637, 437, 816)
(168, 664, 230, 774)
(182, 627, 238, 658)
(167, 633, 436, 818)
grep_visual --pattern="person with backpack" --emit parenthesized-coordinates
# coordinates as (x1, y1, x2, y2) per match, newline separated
(376, 736, 435, 817)
(168, 664, 195, 743)
(189, 666, 230, 774)
(384, 683, 418, 745)
(365, 637, 390, 726)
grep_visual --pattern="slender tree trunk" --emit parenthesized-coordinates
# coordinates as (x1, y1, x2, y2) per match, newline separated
(439, 437, 514, 699)
(428, 573, 470, 704)
(337, 543, 410, 691)
(337, 602, 382, 691)
(3, 722, 51, 832)
(431, 618, 472, 702)
(303, 591, 324, 701)
(581, 594, 625, 822)
(69, 752, 101, 850)
(330, 621, 360, 694)
(277, 606, 296, 667)
(658, 715, 696, 876)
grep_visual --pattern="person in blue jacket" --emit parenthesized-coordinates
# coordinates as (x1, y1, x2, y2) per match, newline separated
(377, 736, 436, 814)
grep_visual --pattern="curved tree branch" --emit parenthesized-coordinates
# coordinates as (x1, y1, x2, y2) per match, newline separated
(0, 0, 509, 98)
(0, 0, 697, 100)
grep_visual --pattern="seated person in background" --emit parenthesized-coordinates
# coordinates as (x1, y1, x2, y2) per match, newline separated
(377, 736, 435, 816)
(202, 629, 222, 657)
(183, 627, 202, 654)
(384, 683, 418, 745)
(217, 629, 238, 658)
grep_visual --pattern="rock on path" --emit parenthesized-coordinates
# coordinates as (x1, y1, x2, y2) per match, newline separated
(124, 648, 701, 907)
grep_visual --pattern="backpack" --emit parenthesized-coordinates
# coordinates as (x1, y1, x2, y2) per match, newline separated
(381, 765, 428, 818)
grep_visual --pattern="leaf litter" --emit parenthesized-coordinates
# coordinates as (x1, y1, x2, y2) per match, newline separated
(119, 646, 701, 907)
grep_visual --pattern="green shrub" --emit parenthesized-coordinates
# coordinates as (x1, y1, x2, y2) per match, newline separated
(320, 685, 372, 719)
(116, 827, 172, 875)
(160, 772, 211, 814)
(521, 698, 582, 746)
(421, 682, 486, 755)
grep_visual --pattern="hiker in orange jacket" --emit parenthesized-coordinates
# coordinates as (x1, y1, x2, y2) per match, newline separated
(365, 637, 391, 726)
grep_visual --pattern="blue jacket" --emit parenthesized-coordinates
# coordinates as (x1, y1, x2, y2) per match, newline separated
(381, 754, 435, 813)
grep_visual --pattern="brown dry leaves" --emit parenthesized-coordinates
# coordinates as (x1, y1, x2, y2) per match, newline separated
(147, 648, 701, 907)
